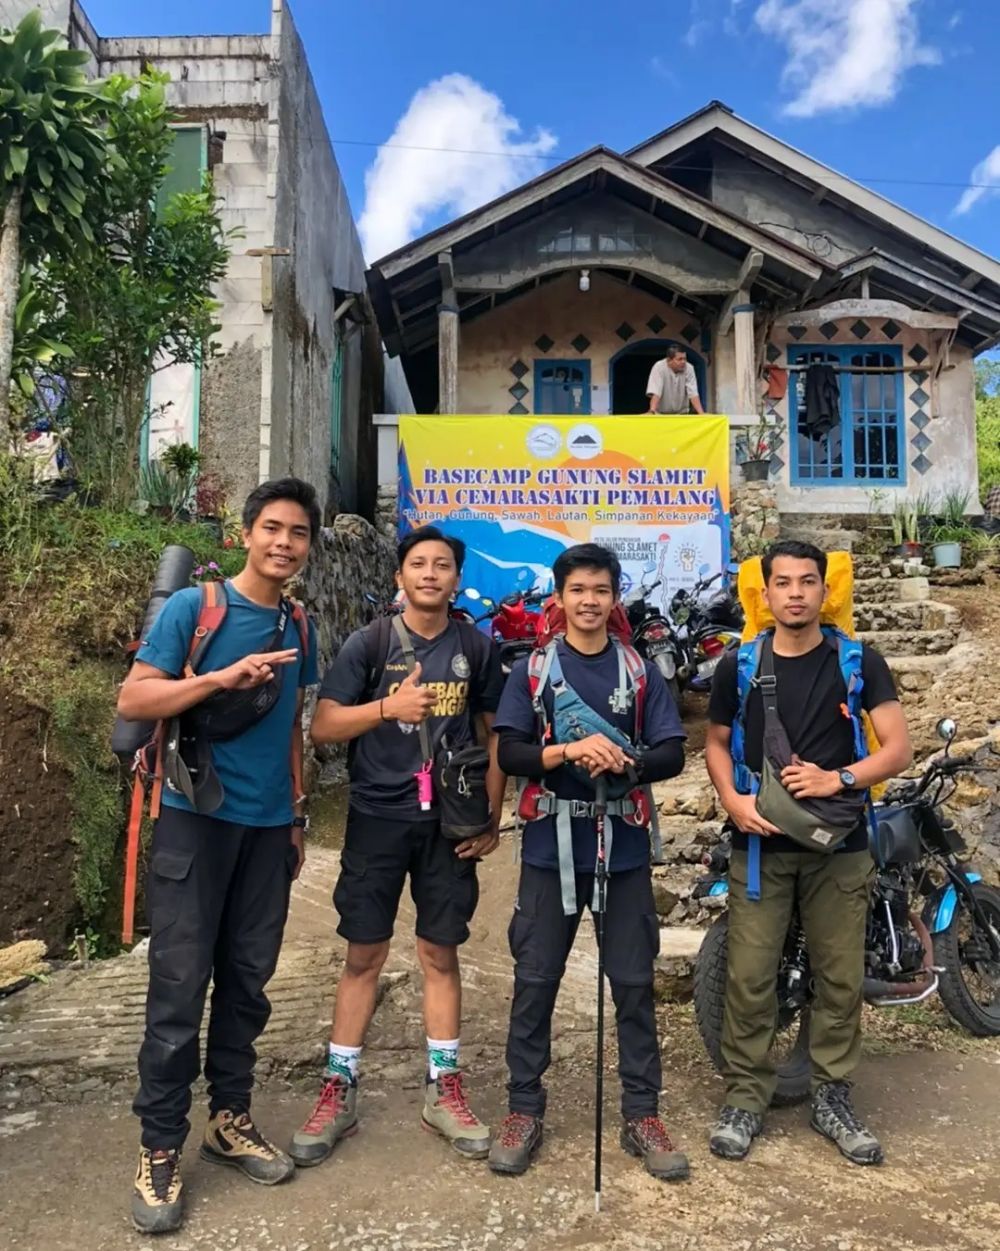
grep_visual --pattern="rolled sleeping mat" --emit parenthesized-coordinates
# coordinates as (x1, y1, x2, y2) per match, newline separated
(111, 544, 197, 760)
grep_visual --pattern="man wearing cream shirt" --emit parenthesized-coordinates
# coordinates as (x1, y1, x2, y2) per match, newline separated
(645, 345, 704, 415)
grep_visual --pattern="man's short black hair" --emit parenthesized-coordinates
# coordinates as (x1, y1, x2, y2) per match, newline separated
(243, 477, 321, 545)
(397, 525, 466, 572)
(762, 539, 827, 584)
(553, 543, 622, 597)
(665, 344, 687, 360)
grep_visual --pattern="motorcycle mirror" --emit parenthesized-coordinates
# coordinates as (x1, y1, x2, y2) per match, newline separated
(464, 588, 481, 601)
(936, 717, 957, 745)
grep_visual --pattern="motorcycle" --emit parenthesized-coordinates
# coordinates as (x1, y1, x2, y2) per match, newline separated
(622, 572, 683, 709)
(692, 717, 1000, 1104)
(463, 587, 545, 675)
(666, 568, 744, 699)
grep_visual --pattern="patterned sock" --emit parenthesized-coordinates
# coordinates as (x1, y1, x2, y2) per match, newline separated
(326, 1042, 362, 1085)
(427, 1037, 460, 1080)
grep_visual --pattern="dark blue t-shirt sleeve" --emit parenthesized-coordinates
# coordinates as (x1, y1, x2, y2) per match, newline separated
(300, 618, 319, 688)
(319, 629, 369, 705)
(471, 636, 504, 716)
(493, 658, 538, 736)
(134, 588, 200, 677)
(641, 660, 686, 746)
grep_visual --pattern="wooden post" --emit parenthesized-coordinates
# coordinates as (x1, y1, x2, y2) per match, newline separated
(733, 293, 756, 415)
(438, 250, 459, 414)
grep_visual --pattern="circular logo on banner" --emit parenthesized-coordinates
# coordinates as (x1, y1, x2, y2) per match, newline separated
(566, 423, 603, 460)
(452, 653, 471, 679)
(526, 424, 561, 458)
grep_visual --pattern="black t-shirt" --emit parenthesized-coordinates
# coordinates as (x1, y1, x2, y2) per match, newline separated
(708, 638, 898, 854)
(320, 620, 503, 819)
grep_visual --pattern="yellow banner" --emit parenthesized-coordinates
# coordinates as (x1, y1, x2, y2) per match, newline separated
(398, 415, 730, 606)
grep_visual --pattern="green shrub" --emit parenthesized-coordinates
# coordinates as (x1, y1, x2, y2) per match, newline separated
(977, 396, 1000, 497)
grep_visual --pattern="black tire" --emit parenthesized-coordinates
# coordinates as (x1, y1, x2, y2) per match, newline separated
(692, 912, 813, 1107)
(933, 882, 1000, 1037)
(652, 653, 683, 714)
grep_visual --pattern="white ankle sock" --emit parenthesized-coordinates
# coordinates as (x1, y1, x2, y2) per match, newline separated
(327, 1042, 362, 1084)
(427, 1037, 460, 1080)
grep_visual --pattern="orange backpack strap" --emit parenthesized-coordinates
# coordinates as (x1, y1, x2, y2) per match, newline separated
(183, 580, 228, 677)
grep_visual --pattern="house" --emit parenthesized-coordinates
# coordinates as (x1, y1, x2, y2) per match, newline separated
(0, 0, 413, 518)
(367, 101, 1000, 524)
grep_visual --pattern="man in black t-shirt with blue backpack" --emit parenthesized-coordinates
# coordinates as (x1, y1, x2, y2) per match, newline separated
(488, 543, 690, 1183)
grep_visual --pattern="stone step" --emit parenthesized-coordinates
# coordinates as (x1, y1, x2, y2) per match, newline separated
(857, 628, 957, 656)
(779, 525, 859, 553)
(855, 602, 926, 631)
(886, 652, 952, 694)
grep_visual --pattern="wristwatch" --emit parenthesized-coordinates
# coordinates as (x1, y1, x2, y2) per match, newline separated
(292, 815, 309, 833)
(838, 769, 856, 791)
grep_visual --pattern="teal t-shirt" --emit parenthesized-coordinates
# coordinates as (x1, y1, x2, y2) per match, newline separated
(136, 581, 319, 827)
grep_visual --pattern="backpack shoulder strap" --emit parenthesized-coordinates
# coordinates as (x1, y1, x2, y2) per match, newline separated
(361, 614, 395, 702)
(184, 580, 228, 677)
(289, 599, 310, 659)
(613, 640, 647, 733)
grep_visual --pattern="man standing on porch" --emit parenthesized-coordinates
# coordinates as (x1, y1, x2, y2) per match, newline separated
(645, 345, 705, 415)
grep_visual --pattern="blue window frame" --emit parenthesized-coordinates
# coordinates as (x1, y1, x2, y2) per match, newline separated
(788, 344, 905, 485)
(533, 359, 591, 415)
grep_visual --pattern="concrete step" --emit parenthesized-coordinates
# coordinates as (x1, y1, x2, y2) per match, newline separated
(886, 652, 952, 694)
(858, 628, 957, 656)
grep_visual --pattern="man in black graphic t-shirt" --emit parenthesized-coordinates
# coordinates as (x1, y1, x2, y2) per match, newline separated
(705, 540, 912, 1168)
(289, 527, 504, 1168)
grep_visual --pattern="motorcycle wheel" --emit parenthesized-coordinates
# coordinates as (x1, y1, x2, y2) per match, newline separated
(652, 652, 683, 713)
(933, 882, 1000, 1036)
(692, 913, 812, 1106)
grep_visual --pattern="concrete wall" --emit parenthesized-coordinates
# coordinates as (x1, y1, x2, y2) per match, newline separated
(457, 271, 706, 414)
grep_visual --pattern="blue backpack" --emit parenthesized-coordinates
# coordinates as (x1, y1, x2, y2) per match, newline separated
(732, 626, 870, 900)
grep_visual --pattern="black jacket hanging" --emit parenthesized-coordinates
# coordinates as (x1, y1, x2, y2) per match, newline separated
(802, 364, 840, 439)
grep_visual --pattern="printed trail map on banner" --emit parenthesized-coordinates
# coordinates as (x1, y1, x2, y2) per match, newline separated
(397, 415, 731, 615)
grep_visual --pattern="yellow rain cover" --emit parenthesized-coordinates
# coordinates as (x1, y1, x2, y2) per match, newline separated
(736, 551, 883, 791)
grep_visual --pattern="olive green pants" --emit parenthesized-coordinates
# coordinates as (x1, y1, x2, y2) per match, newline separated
(721, 849, 874, 1114)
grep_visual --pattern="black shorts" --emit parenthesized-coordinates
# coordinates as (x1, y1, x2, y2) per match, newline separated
(333, 808, 480, 947)
(509, 863, 660, 987)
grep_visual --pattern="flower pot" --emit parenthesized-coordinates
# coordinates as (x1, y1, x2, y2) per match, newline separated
(740, 459, 771, 483)
(931, 542, 962, 569)
(902, 541, 924, 560)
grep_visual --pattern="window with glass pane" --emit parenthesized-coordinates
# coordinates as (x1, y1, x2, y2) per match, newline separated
(788, 344, 904, 485)
(533, 360, 591, 415)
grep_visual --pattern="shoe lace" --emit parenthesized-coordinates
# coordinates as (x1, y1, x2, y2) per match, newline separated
(498, 1113, 537, 1148)
(720, 1106, 758, 1135)
(302, 1080, 347, 1135)
(632, 1116, 675, 1151)
(437, 1073, 480, 1127)
(148, 1149, 179, 1202)
(821, 1083, 865, 1134)
(229, 1112, 278, 1155)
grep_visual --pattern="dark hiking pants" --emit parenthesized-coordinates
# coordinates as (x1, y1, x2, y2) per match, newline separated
(133, 807, 297, 1149)
(722, 849, 875, 1114)
(504, 863, 662, 1122)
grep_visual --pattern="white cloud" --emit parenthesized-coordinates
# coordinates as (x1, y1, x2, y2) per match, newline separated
(358, 74, 557, 262)
(954, 144, 1000, 215)
(754, 0, 940, 117)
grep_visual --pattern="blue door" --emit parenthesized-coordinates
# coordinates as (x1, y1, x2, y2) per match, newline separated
(534, 360, 591, 415)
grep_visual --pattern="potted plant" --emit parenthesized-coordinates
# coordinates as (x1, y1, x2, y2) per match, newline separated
(738, 415, 781, 483)
(930, 488, 972, 568)
(889, 501, 923, 559)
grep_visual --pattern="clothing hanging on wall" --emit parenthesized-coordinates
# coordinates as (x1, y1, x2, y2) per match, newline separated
(802, 363, 840, 439)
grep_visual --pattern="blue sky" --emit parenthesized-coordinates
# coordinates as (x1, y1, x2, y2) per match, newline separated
(83, 0, 1000, 265)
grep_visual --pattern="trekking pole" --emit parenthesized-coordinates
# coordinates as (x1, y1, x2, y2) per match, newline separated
(593, 774, 609, 1214)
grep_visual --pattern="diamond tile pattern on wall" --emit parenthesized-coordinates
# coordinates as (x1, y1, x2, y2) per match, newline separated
(820, 322, 838, 340)
(909, 344, 928, 364)
(681, 322, 700, 343)
(787, 325, 806, 340)
(647, 314, 666, 334)
(911, 453, 931, 475)
(508, 402, 528, 415)
(510, 360, 528, 380)
(571, 334, 590, 354)
(766, 343, 781, 363)
(616, 322, 635, 342)
(882, 320, 900, 339)
(509, 382, 528, 401)
(910, 388, 929, 407)
(535, 334, 554, 353)
(911, 431, 931, 452)
(912, 411, 930, 431)
(850, 320, 870, 339)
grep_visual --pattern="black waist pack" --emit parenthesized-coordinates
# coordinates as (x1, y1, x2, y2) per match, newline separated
(434, 742, 492, 841)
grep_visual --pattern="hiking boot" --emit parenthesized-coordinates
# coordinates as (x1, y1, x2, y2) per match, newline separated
(421, 1072, 491, 1158)
(811, 1081, 884, 1166)
(289, 1077, 359, 1167)
(200, 1110, 296, 1184)
(709, 1105, 764, 1161)
(487, 1113, 544, 1176)
(132, 1147, 183, 1235)
(621, 1116, 690, 1182)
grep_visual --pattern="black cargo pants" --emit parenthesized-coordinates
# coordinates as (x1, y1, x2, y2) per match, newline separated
(504, 863, 662, 1121)
(133, 806, 298, 1149)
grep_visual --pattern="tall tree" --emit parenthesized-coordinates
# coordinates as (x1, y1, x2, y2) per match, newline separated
(0, 11, 110, 439)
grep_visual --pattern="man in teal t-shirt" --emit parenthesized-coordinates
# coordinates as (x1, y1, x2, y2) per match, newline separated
(117, 478, 319, 1235)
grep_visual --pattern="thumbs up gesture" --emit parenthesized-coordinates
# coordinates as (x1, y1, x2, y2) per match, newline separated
(384, 662, 437, 724)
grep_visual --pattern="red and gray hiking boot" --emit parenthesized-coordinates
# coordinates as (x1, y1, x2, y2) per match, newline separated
(200, 1110, 295, 1184)
(421, 1072, 491, 1158)
(289, 1077, 359, 1167)
(132, 1147, 183, 1234)
(621, 1115, 690, 1182)
(487, 1113, 544, 1176)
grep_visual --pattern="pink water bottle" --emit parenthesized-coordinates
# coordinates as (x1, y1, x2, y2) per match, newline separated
(415, 763, 433, 811)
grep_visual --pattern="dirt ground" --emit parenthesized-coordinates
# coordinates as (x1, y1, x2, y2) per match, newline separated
(0, 684, 77, 948)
